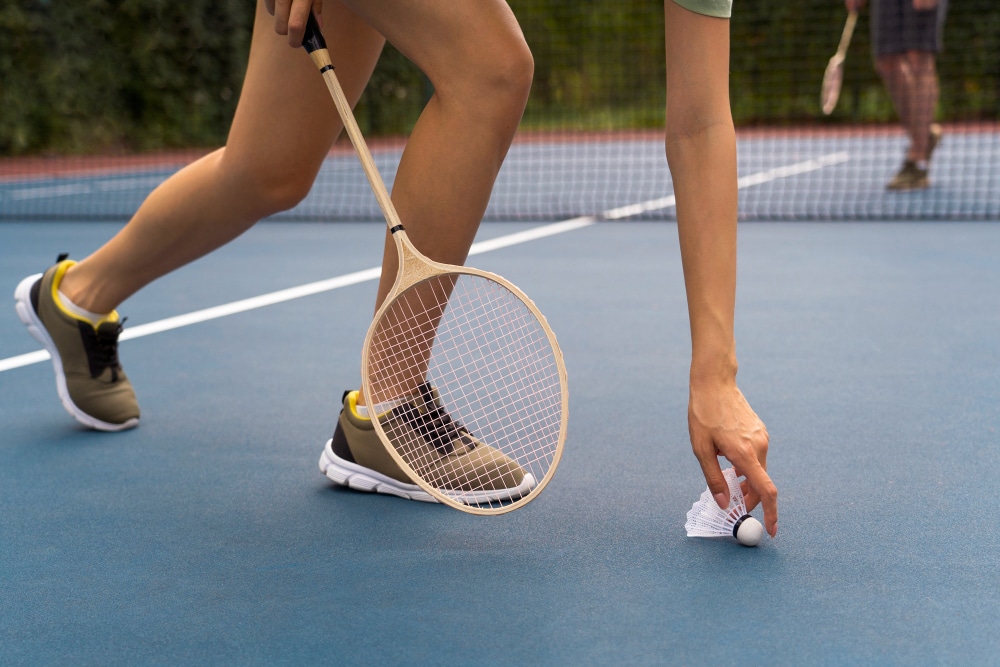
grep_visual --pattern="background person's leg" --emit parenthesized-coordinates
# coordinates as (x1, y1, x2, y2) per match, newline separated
(873, 0, 944, 189)
(876, 53, 914, 140)
(904, 49, 939, 162)
(877, 51, 938, 164)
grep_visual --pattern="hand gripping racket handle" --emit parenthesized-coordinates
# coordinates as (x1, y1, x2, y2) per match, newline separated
(301, 14, 404, 234)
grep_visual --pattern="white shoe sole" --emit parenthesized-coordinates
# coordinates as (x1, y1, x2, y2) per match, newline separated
(14, 274, 139, 432)
(319, 439, 438, 503)
(319, 439, 537, 505)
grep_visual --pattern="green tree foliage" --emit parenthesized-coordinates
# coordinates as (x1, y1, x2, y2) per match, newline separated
(1, 0, 997, 156)
(514, 0, 666, 130)
(0, 0, 251, 155)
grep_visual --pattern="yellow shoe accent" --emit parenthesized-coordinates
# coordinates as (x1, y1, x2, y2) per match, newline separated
(347, 390, 369, 421)
(49, 260, 120, 328)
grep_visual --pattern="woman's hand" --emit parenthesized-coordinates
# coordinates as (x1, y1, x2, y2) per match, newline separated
(265, 0, 323, 47)
(689, 379, 777, 537)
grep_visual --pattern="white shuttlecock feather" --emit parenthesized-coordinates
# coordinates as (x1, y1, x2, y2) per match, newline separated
(685, 467, 764, 547)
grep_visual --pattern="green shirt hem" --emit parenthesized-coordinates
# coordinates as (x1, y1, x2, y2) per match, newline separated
(671, 0, 732, 19)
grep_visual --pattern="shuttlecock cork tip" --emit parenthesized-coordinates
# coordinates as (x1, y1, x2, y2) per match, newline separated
(733, 515, 764, 547)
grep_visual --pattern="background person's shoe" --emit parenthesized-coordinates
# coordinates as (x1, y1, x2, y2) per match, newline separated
(887, 160, 929, 191)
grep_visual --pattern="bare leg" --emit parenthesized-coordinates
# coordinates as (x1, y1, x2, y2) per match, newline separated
(59, 0, 529, 410)
(904, 50, 939, 162)
(877, 54, 914, 127)
(339, 0, 533, 309)
(60, 0, 385, 313)
(877, 51, 938, 162)
(65, 0, 530, 338)
(345, 0, 532, 406)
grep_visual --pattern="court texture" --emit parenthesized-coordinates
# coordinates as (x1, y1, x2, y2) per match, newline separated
(1, 130, 999, 665)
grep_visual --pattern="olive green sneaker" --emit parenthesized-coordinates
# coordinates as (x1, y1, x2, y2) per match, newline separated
(886, 160, 929, 191)
(14, 255, 140, 431)
(319, 386, 536, 504)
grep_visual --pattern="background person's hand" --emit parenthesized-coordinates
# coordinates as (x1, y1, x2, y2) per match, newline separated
(845, 0, 866, 12)
(688, 380, 777, 537)
(913, 0, 939, 11)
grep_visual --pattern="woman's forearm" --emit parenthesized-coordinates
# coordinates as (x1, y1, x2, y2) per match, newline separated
(664, 7, 739, 384)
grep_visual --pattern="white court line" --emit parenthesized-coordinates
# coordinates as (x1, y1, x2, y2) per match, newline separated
(603, 151, 849, 219)
(7, 176, 169, 201)
(2, 350, 49, 371)
(0, 152, 848, 374)
(468, 217, 597, 255)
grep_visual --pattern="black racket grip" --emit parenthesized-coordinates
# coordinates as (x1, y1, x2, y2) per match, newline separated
(302, 12, 326, 54)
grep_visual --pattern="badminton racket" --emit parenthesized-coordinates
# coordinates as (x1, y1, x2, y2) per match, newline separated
(302, 14, 568, 515)
(821, 10, 858, 115)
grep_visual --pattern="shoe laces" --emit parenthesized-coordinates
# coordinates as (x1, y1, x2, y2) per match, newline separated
(392, 384, 477, 456)
(80, 318, 125, 381)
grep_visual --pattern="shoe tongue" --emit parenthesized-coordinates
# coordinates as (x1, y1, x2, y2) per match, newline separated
(407, 384, 478, 456)
(413, 382, 440, 414)
(95, 320, 122, 340)
(85, 320, 123, 381)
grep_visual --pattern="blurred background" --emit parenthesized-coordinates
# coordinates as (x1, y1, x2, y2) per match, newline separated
(1, 0, 998, 220)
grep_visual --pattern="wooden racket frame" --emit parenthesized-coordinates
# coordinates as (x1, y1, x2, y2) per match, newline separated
(821, 10, 858, 115)
(302, 15, 568, 514)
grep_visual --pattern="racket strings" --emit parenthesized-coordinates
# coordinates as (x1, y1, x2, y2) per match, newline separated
(390, 385, 474, 456)
(366, 273, 563, 508)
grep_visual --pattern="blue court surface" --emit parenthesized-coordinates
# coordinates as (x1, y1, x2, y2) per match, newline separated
(1, 213, 998, 665)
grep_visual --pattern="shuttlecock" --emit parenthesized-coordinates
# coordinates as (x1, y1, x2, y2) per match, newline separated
(685, 467, 764, 547)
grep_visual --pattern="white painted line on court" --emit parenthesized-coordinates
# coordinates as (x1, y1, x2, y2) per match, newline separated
(0, 152, 848, 374)
(468, 217, 597, 255)
(0, 350, 50, 372)
(604, 195, 676, 221)
(7, 176, 168, 201)
(0, 220, 592, 373)
(736, 151, 850, 188)
(603, 151, 850, 219)
(119, 267, 383, 341)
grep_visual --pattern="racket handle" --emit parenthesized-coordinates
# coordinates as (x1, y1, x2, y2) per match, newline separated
(837, 11, 858, 56)
(300, 11, 405, 233)
(302, 13, 327, 54)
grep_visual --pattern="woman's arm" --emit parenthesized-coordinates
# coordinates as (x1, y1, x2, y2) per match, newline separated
(665, 0, 778, 536)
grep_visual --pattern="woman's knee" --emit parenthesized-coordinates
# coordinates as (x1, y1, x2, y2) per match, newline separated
(905, 50, 936, 75)
(485, 38, 533, 116)
(218, 149, 318, 216)
(493, 37, 534, 106)
(440, 32, 533, 123)
(876, 53, 914, 81)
